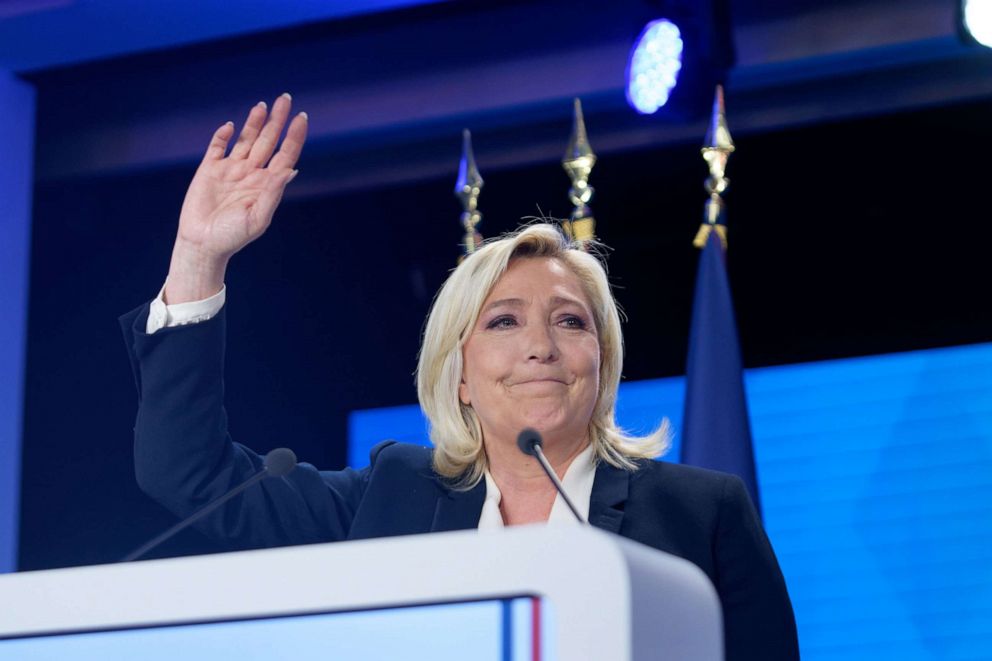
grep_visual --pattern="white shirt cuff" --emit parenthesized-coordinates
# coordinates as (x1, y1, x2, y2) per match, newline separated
(145, 284, 226, 334)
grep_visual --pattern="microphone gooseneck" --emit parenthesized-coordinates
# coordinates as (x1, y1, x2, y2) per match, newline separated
(122, 447, 298, 562)
(515, 428, 586, 524)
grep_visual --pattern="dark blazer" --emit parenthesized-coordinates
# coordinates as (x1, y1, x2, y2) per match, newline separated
(121, 303, 799, 660)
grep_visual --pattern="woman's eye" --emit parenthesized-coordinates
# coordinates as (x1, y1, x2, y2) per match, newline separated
(559, 315, 588, 329)
(486, 315, 517, 329)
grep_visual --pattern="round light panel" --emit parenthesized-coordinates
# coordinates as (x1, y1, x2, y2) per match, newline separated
(626, 19, 684, 114)
(964, 0, 992, 48)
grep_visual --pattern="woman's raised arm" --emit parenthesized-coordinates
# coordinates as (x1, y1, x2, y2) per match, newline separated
(164, 93, 308, 304)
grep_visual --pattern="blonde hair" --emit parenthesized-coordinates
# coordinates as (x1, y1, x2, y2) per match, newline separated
(416, 223, 669, 488)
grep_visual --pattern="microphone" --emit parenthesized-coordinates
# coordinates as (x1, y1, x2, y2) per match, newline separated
(263, 447, 297, 477)
(122, 447, 298, 562)
(516, 428, 586, 524)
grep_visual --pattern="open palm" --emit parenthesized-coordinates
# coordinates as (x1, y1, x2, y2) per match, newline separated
(178, 93, 307, 259)
(165, 94, 307, 304)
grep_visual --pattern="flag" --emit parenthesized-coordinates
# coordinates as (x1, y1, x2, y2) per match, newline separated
(680, 229, 762, 515)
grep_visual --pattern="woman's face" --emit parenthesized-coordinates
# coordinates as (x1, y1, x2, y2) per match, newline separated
(459, 257, 600, 447)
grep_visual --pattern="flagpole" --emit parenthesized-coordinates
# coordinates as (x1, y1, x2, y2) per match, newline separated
(693, 84, 734, 249)
(681, 85, 763, 515)
(455, 129, 484, 259)
(562, 98, 597, 250)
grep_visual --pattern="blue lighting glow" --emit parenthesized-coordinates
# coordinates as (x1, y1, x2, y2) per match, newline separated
(0, 71, 33, 575)
(626, 19, 684, 115)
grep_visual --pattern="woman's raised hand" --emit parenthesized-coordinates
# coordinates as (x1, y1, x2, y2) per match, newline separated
(164, 93, 308, 304)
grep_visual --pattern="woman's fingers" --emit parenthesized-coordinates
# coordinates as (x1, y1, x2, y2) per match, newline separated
(229, 102, 268, 160)
(251, 106, 306, 225)
(248, 93, 292, 167)
(213, 95, 304, 169)
(267, 112, 308, 172)
(202, 121, 235, 162)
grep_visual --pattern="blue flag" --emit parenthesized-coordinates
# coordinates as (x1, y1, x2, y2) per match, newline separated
(680, 229, 762, 516)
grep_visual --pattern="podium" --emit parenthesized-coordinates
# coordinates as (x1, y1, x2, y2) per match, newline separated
(0, 526, 722, 660)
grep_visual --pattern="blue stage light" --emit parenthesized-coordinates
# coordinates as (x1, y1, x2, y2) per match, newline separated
(626, 19, 684, 115)
(963, 0, 992, 47)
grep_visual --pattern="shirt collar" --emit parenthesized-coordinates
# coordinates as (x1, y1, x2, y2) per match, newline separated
(478, 442, 596, 529)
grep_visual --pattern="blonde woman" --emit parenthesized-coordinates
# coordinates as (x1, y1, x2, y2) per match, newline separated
(122, 97, 798, 660)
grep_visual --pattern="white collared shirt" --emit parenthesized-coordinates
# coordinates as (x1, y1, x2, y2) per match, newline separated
(478, 442, 596, 529)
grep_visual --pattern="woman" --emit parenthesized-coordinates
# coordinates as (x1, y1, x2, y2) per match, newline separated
(121, 95, 799, 660)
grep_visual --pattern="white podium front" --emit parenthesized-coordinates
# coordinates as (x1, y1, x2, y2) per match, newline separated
(0, 526, 722, 660)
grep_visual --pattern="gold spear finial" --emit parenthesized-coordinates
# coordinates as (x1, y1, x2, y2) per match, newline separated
(694, 85, 735, 248)
(561, 98, 597, 250)
(455, 129, 484, 258)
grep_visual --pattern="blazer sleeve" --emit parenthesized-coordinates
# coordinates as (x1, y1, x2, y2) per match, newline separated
(714, 474, 801, 661)
(120, 302, 368, 551)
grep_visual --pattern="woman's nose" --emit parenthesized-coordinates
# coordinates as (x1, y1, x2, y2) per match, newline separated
(525, 323, 558, 362)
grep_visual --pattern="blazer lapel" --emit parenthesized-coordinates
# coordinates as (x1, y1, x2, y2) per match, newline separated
(588, 462, 629, 534)
(430, 479, 486, 532)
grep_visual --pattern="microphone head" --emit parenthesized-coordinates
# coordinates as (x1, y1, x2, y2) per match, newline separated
(264, 448, 297, 477)
(516, 428, 543, 456)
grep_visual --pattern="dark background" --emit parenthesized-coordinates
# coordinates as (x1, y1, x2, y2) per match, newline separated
(15, 2, 992, 570)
